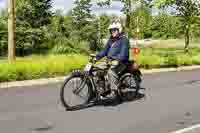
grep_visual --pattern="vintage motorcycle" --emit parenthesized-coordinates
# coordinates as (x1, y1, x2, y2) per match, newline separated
(60, 54, 143, 111)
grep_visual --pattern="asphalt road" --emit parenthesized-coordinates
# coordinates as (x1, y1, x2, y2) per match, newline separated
(0, 69, 200, 133)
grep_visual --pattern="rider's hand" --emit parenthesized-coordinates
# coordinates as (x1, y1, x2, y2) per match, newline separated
(111, 60, 119, 66)
(93, 57, 98, 64)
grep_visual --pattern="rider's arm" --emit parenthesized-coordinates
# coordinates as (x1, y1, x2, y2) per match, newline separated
(118, 37, 129, 61)
(96, 40, 111, 60)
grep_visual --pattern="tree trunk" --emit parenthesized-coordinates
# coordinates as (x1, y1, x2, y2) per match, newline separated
(8, 0, 16, 62)
(184, 25, 190, 53)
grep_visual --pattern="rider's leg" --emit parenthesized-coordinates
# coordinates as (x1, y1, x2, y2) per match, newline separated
(107, 62, 127, 91)
(107, 65, 119, 97)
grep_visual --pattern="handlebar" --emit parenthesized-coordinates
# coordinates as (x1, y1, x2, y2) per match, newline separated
(89, 54, 120, 66)
(89, 54, 96, 64)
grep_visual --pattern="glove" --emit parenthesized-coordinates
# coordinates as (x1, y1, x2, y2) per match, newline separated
(94, 57, 98, 63)
(89, 54, 97, 64)
(111, 60, 119, 66)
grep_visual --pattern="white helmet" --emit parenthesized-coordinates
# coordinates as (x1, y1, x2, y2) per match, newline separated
(108, 21, 122, 33)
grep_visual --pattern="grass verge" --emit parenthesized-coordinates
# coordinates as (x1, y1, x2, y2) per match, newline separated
(0, 48, 200, 82)
(0, 54, 88, 82)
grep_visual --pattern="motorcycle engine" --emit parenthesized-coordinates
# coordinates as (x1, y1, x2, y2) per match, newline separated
(95, 71, 107, 94)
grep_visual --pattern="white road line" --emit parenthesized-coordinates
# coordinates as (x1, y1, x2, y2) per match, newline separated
(172, 124, 200, 133)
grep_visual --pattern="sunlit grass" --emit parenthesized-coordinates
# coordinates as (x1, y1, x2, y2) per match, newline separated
(0, 47, 200, 82)
(0, 54, 88, 82)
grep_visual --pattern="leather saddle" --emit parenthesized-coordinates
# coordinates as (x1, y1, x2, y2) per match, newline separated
(127, 60, 140, 73)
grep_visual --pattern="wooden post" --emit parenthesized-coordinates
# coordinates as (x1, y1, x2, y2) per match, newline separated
(8, 0, 16, 62)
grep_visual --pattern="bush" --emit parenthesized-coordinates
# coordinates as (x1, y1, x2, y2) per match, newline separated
(192, 55, 200, 65)
(138, 51, 162, 69)
(50, 37, 90, 55)
(164, 53, 178, 67)
(139, 56, 161, 69)
(177, 54, 193, 66)
(50, 37, 78, 54)
(134, 48, 200, 68)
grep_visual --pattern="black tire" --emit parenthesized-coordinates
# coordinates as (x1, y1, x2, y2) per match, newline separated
(60, 71, 92, 111)
(118, 73, 140, 100)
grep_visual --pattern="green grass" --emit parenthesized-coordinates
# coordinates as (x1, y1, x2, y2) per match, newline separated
(130, 48, 200, 69)
(0, 47, 200, 82)
(0, 54, 88, 82)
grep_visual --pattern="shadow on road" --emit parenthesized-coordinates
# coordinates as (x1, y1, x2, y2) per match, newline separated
(97, 92, 145, 107)
(67, 91, 146, 111)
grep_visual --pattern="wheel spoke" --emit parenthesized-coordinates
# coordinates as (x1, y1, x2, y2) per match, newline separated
(123, 75, 137, 89)
(73, 78, 86, 95)
(60, 75, 90, 109)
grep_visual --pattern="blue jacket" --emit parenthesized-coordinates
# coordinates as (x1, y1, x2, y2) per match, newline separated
(96, 33, 130, 63)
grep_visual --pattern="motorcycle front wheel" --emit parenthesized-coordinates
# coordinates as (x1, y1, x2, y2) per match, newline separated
(60, 72, 92, 111)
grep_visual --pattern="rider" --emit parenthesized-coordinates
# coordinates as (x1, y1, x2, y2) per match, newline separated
(95, 20, 130, 98)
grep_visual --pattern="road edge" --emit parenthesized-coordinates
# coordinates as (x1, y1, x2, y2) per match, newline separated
(1, 65, 200, 89)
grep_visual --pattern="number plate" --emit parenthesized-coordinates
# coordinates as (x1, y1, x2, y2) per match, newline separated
(84, 63, 92, 72)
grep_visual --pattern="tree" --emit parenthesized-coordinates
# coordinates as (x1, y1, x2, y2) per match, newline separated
(71, 0, 100, 49)
(150, 12, 182, 39)
(155, 0, 200, 51)
(72, 0, 92, 30)
(130, 1, 152, 39)
(97, 0, 132, 36)
(0, 11, 8, 56)
(17, 0, 53, 28)
(97, 0, 152, 37)
(44, 12, 75, 49)
(16, 0, 53, 55)
(50, 12, 66, 36)
(99, 14, 111, 39)
(191, 16, 200, 40)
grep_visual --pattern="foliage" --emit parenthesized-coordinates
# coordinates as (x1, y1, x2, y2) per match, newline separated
(16, 0, 53, 28)
(154, 0, 200, 50)
(15, 0, 53, 55)
(97, 0, 153, 37)
(72, 0, 92, 30)
(70, 0, 103, 51)
(43, 14, 74, 49)
(0, 10, 8, 55)
(130, 2, 152, 38)
(100, 14, 111, 39)
(151, 12, 182, 39)
(1, 0, 200, 68)
(50, 38, 90, 55)
(190, 16, 200, 41)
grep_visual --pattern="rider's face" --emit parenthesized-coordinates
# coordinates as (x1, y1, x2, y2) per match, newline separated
(110, 28, 119, 37)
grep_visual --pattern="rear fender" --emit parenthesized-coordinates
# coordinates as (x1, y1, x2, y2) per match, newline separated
(132, 69, 142, 76)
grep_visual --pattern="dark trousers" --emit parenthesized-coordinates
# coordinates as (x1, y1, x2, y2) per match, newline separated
(107, 62, 127, 90)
